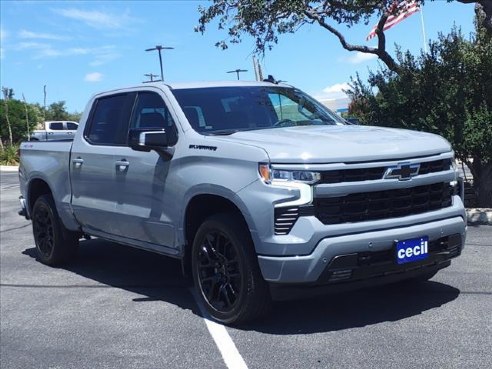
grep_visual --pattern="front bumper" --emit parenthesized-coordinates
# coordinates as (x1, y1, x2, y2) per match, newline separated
(257, 216, 465, 290)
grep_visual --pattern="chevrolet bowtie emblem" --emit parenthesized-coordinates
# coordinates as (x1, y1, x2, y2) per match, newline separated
(383, 163, 420, 181)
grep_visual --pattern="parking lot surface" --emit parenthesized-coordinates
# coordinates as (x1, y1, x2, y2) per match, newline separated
(1, 171, 491, 369)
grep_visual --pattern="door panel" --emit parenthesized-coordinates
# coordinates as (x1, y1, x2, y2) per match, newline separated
(70, 142, 118, 234)
(70, 93, 135, 235)
(110, 147, 176, 247)
(109, 91, 179, 248)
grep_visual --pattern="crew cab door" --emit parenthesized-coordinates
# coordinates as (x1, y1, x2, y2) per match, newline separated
(110, 90, 179, 250)
(70, 93, 136, 235)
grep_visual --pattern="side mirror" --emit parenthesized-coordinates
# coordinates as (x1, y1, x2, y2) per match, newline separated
(128, 128, 168, 152)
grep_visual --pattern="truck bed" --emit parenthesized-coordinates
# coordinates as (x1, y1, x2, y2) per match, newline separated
(19, 140, 75, 228)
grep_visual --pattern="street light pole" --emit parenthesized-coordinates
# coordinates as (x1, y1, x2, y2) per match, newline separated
(145, 45, 174, 81)
(227, 69, 248, 80)
(144, 73, 160, 83)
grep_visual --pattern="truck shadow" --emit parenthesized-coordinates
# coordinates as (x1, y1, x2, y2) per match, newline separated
(246, 282, 460, 334)
(22, 239, 460, 334)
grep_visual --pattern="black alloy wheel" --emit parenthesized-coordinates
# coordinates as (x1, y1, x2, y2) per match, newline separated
(32, 201, 55, 258)
(197, 230, 242, 313)
(192, 213, 271, 325)
(31, 194, 79, 266)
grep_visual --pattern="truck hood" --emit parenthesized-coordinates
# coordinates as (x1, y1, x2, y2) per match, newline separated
(217, 125, 452, 163)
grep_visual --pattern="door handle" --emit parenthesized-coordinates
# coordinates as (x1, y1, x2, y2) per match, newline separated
(72, 158, 84, 168)
(115, 160, 129, 172)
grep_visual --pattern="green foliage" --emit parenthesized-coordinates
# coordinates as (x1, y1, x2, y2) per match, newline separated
(1, 95, 81, 145)
(348, 25, 492, 206)
(197, 0, 399, 52)
(0, 99, 42, 144)
(45, 101, 81, 122)
(0, 144, 20, 165)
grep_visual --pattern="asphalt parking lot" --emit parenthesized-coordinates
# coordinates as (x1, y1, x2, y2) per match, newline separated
(1, 170, 491, 369)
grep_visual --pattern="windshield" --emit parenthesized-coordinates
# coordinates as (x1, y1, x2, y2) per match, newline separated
(171, 86, 346, 135)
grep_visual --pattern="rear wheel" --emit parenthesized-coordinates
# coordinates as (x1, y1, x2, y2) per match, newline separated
(191, 213, 271, 325)
(31, 194, 79, 266)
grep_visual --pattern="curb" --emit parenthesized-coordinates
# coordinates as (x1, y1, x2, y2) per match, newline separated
(1, 164, 490, 225)
(0, 165, 19, 172)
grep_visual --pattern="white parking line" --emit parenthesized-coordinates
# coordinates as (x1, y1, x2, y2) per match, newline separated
(190, 288, 248, 369)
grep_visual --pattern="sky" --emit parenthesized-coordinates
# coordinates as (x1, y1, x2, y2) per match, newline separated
(0, 0, 476, 113)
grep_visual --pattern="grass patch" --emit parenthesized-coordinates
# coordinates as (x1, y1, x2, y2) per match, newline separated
(0, 144, 20, 165)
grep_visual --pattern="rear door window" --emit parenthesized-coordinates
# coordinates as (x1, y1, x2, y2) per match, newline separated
(85, 93, 135, 145)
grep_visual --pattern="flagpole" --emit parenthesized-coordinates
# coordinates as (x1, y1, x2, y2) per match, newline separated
(419, 4, 428, 53)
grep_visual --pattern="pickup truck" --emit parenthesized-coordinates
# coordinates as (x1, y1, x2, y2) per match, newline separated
(29, 120, 78, 141)
(18, 81, 467, 324)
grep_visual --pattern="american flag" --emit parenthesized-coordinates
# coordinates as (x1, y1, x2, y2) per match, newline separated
(366, 1, 421, 41)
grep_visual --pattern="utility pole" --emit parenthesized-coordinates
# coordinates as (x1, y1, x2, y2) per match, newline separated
(43, 85, 47, 121)
(145, 45, 174, 82)
(227, 69, 248, 80)
(143, 73, 160, 83)
(22, 93, 30, 141)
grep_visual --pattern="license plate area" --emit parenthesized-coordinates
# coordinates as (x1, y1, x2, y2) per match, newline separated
(396, 236, 429, 265)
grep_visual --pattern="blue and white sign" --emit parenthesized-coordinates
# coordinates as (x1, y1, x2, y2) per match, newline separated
(396, 236, 429, 265)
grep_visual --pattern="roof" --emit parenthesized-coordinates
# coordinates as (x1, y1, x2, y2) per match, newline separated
(154, 80, 291, 90)
(89, 80, 293, 100)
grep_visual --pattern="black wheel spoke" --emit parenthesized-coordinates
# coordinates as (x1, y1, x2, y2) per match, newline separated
(33, 206, 54, 257)
(197, 229, 243, 314)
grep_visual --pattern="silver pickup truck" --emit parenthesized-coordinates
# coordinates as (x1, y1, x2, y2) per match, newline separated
(30, 120, 79, 141)
(18, 81, 467, 324)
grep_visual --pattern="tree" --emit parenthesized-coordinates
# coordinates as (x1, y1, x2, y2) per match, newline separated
(0, 99, 42, 144)
(197, 0, 492, 74)
(348, 24, 492, 206)
(43, 101, 81, 122)
(2, 87, 14, 145)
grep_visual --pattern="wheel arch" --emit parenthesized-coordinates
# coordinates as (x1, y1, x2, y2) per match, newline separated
(182, 192, 257, 275)
(27, 177, 53, 214)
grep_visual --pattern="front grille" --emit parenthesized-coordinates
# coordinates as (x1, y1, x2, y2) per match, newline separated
(314, 182, 453, 225)
(319, 158, 452, 184)
(419, 158, 453, 175)
(274, 207, 300, 235)
(321, 167, 385, 184)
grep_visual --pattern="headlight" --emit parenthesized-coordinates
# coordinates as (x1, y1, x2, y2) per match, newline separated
(259, 164, 321, 184)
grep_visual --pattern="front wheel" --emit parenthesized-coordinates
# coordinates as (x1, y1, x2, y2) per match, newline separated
(191, 213, 271, 325)
(31, 194, 79, 266)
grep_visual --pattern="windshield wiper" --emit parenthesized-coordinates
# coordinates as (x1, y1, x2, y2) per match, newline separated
(207, 129, 240, 136)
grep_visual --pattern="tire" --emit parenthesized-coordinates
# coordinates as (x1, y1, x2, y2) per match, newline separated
(31, 194, 79, 266)
(191, 213, 271, 325)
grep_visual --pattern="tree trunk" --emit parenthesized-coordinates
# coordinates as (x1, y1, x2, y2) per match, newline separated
(2, 95, 14, 145)
(22, 94, 30, 141)
(474, 161, 492, 207)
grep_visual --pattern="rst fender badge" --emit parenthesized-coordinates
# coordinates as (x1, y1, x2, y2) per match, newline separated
(189, 144, 217, 151)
